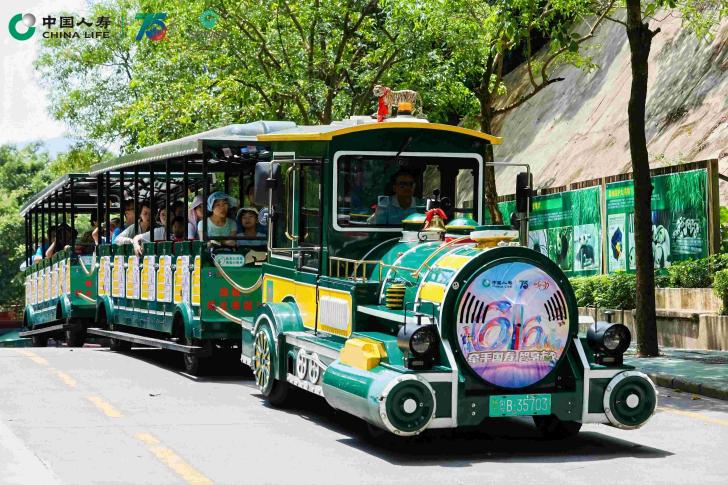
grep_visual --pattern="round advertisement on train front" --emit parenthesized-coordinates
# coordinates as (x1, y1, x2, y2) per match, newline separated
(455, 261, 570, 388)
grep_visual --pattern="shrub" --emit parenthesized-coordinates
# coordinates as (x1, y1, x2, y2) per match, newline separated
(570, 277, 593, 307)
(667, 259, 712, 288)
(569, 274, 634, 309)
(713, 270, 728, 315)
(654, 271, 670, 288)
(595, 273, 636, 310)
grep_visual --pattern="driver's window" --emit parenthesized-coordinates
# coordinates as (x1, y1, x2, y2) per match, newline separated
(335, 155, 479, 228)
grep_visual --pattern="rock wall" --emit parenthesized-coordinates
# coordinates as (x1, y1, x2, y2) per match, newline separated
(492, 12, 728, 201)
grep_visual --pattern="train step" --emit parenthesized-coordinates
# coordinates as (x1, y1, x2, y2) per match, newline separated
(87, 328, 206, 354)
(19, 323, 69, 337)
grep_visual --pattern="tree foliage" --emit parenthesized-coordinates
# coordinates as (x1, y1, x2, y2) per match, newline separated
(0, 145, 53, 308)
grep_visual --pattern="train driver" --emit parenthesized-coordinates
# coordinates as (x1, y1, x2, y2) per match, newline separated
(371, 169, 422, 225)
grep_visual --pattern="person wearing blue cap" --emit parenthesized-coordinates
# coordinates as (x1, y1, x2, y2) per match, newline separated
(198, 191, 237, 246)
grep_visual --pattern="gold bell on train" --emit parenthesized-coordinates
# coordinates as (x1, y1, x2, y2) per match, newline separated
(422, 211, 447, 233)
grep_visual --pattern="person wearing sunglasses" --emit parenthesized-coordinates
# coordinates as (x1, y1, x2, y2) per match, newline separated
(372, 169, 422, 225)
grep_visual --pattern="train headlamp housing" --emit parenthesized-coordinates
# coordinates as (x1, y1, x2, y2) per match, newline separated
(397, 322, 439, 370)
(587, 322, 631, 365)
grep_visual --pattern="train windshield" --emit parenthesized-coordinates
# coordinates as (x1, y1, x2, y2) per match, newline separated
(334, 153, 482, 230)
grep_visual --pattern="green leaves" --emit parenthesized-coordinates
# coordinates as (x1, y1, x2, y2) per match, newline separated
(0, 145, 53, 308)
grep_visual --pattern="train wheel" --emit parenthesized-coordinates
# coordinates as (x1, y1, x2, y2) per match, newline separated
(533, 415, 582, 439)
(109, 338, 131, 352)
(183, 341, 202, 376)
(253, 324, 289, 407)
(65, 319, 86, 348)
(31, 334, 48, 347)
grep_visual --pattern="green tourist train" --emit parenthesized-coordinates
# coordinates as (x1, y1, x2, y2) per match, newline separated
(20, 110, 657, 437)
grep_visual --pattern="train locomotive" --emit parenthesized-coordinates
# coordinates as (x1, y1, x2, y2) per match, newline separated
(237, 109, 657, 437)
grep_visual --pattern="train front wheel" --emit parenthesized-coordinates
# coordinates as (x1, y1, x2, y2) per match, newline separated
(253, 324, 289, 407)
(533, 415, 582, 439)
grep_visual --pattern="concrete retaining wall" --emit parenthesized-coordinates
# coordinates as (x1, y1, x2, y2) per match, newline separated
(655, 288, 722, 313)
(578, 306, 728, 351)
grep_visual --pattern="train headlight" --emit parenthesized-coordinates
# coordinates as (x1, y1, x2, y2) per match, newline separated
(398, 324, 439, 369)
(587, 322, 631, 365)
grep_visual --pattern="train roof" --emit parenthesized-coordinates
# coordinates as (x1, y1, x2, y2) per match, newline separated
(257, 119, 502, 144)
(20, 172, 204, 216)
(20, 173, 97, 216)
(89, 121, 295, 175)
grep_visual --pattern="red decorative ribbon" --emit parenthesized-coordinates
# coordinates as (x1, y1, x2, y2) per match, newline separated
(425, 208, 448, 223)
(377, 87, 391, 122)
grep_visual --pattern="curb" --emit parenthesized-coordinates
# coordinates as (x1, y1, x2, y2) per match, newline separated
(645, 372, 728, 401)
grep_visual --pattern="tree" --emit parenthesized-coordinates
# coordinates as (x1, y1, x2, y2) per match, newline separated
(607, 0, 725, 357)
(0, 145, 52, 308)
(36, 0, 417, 150)
(397, 0, 618, 222)
(48, 143, 112, 178)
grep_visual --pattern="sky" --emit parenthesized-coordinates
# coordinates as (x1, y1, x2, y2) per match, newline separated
(0, 0, 87, 155)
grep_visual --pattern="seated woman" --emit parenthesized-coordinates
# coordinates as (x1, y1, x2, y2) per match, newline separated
(33, 227, 55, 263)
(236, 207, 266, 248)
(198, 192, 237, 247)
(45, 223, 78, 259)
(131, 207, 168, 255)
(187, 194, 204, 240)
(114, 201, 151, 246)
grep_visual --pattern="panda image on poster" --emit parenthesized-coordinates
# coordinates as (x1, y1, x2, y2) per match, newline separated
(547, 227, 573, 271)
(528, 230, 548, 256)
(574, 224, 599, 271)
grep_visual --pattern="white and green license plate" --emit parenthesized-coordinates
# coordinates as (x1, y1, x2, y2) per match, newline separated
(489, 394, 551, 417)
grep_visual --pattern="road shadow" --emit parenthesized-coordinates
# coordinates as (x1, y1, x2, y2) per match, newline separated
(98, 346, 254, 381)
(257, 387, 673, 465)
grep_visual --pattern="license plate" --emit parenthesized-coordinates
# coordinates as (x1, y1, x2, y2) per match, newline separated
(489, 394, 551, 417)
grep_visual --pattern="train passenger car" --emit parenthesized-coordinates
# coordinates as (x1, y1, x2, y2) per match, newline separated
(237, 112, 657, 437)
(85, 122, 294, 374)
(20, 174, 101, 346)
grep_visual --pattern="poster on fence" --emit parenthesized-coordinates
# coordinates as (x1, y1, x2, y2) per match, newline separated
(605, 169, 708, 273)
(498, 186, 602, 277)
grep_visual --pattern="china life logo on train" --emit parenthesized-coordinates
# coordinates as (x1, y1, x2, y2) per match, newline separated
(8, 13, 111, 40)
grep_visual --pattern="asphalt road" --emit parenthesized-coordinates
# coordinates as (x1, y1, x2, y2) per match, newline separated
(1, 346, 726, 485)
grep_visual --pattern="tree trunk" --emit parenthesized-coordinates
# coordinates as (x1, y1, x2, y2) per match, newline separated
(626, 0, 659, 357)
(479, 103, 502, 224)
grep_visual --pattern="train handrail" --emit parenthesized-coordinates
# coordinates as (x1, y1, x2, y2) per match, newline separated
(211, 256, 263, 294)
(79, 251, 98, 276)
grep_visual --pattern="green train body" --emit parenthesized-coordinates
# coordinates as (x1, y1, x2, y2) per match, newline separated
(22, 247, 98, 346)
(19, 117, 656, 437)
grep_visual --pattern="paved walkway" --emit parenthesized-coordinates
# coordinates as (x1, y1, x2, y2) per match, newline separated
(626, 348, 728, 400)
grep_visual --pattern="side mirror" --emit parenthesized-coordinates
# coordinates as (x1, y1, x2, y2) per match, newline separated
(254, 161, 280, 206)
(516, 172, 533, 213)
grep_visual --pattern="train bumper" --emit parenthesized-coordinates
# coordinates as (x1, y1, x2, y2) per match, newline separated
(322, 361, 436, 436)
(602, 371, 658, 429)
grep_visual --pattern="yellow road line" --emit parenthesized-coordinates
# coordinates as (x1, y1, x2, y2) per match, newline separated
(16, 349, 49, 366)
(659, 406, 728, 427)
(86, 395, 123, 418)
(53, 370, 77, 388)
(134, 432, 213, 485)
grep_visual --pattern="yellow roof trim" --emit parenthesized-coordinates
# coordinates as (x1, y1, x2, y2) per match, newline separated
(257, 121, 502, 144)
